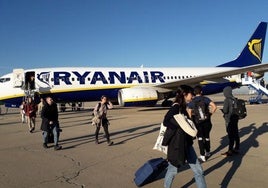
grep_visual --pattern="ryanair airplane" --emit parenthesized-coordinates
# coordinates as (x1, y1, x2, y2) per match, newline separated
(1, 22, 268, 107)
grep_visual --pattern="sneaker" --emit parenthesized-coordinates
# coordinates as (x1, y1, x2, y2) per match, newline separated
(205, 152, 211, 157)
(95, 140, 99, 144)
(199, 155, 206, 162)
(221, 151, 232, 157)
(54, 145, 62, 151)
(107, 141, 114, 146)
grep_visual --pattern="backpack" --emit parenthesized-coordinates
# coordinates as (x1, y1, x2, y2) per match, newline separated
(232, 98, 247, 119)
(193, 97, 210, 123)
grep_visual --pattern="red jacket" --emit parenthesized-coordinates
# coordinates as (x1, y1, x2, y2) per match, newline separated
(25, 102, 37, 118)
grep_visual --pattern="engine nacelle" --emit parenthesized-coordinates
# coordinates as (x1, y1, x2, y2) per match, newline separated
(118, 88, 159, 107)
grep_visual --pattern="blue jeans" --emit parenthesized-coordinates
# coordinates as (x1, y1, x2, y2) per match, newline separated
(43, 126, 59, 145)
(164, 145, 207, 188)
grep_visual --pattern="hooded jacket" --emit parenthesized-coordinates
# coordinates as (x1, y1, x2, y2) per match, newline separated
(223, 86, 236, 125)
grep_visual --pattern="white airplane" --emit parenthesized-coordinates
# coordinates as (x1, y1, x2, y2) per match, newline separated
(1, 22, 268, 107)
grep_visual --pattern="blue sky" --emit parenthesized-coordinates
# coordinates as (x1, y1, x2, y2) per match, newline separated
(1, 0, 268, 79)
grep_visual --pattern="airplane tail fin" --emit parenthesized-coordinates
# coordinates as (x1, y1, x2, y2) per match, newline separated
(218, 22, 267, 67)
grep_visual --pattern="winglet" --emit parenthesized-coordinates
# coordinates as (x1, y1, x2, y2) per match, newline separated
(218, 22, 267, 67)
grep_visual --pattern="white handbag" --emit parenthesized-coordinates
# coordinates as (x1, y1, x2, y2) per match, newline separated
(173, 114, 197, 137)
(153, 123, 168, 154)
(91, 116, 100, 126)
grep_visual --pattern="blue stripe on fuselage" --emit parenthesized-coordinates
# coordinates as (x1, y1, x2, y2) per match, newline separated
(2, 82, 241, 107)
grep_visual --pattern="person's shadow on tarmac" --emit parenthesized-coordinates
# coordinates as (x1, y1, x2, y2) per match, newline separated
(182, 122, 268, 188)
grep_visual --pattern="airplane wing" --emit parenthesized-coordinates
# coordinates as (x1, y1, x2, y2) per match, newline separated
(156, 63, 268, 90)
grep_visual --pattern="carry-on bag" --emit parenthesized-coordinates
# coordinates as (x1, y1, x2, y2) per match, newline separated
(134, 157, 168, 187)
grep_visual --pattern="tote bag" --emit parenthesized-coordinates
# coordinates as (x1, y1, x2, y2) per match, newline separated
(153, 123, 168, 154)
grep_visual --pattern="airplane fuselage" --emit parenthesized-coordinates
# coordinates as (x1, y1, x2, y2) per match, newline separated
(0, 67, 242, 107)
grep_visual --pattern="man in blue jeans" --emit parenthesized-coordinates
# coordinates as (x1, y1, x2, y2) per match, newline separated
(41, 97, 62, 150)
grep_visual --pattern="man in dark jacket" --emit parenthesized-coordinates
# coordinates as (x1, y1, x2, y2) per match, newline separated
(41, 97, 62, 150)
(222, 86, 240, 157)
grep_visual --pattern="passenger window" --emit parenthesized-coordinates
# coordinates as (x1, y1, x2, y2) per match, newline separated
(0, 77, 11, 83)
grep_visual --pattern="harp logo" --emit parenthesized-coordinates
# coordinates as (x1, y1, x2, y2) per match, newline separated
(248, 39, 262, 61)
(37, 72, 51, 86)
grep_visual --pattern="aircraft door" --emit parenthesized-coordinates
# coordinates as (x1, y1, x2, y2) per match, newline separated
(25, 71, 36, 90)
(13, 69, 24, 88)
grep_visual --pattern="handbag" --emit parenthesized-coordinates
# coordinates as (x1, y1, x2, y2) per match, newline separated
(173, 113, 197, 137)
(153, 123, 168, 154)
(91, 116, 101, 126)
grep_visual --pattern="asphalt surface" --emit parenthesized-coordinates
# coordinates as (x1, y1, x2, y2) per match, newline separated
(0, 96, 267, 188)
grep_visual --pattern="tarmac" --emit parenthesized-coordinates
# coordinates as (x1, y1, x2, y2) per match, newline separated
(0, 95, 267, 188)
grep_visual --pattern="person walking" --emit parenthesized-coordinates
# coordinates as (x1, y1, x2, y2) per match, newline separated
(188, 85, 217, 162)
(19, 101, 27, 124)
(93, 95, 113, 146)
(221, 86, 240, 157)
(41, 97, 62, 150)
(24, 97, 37, 133)
(162, 85, 207, 188)
(37, 98, 45, 115)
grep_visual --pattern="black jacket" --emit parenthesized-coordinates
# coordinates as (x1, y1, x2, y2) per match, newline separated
(40, 102, 59, 131)
(223, 86, 237, 125)
(162, 103, 193, 167)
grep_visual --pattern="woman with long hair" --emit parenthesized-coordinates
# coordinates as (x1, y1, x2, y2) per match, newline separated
(163, 85, 207, 188)
(93, 95, 114, 146)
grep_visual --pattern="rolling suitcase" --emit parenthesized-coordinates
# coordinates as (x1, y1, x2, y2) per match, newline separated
(134, 157, 168, 187)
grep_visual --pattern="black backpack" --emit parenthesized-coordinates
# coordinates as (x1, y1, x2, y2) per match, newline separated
(232, 98, 247, 120)
(193, 97, 210, 123)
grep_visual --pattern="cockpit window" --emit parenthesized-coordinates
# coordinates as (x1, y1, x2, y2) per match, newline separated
(0, 77, 11, 83)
